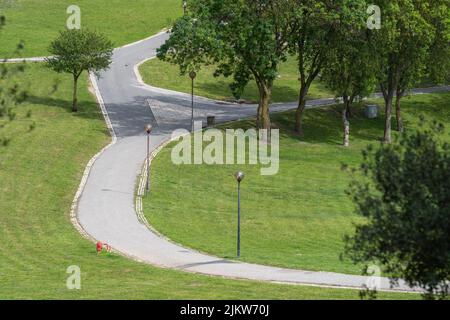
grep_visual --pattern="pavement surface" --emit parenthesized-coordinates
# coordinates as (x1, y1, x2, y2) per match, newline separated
(76, 31, 449, 292)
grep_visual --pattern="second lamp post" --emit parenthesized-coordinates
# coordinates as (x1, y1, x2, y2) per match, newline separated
(234, 171, 245, 257)
(145, 124, 152, 193)
(189, 71, 196, 132)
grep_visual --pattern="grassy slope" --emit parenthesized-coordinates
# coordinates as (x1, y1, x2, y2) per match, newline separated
(139, 57, 332, 103)
(0, 64, 418, 300)
(0, 0, 182, 57)
(144, 92, 450, 276)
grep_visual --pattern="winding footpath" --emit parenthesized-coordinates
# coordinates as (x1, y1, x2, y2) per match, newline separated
(72, 31, 449, 293)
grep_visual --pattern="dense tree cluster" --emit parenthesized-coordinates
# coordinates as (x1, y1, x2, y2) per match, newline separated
(344, 120, 450, 299)
(158, 0, 449, 145)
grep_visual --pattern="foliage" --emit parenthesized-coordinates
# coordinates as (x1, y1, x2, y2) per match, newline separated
(370, 0, 449, 141)
(158, 0, 296, 130)
(321, 0, 376, 103)
(321, 0, 377, 146)
(46, 29, 113, 112)
(345, 119, 450, 299)
(287, 0, 340, 134)
(0, 14, 29, 147)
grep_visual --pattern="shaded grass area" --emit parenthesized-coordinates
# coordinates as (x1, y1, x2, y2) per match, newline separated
(0, 64, 419, 299)
(0, 0, 181, 57)
(144, 92, 450, 276)
(139, 57, 333, 103)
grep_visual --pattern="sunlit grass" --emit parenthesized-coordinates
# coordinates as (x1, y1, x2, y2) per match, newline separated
(144, 92, 450, 275)
(0, 63, 420, 299)
(0, 0, 182, 57)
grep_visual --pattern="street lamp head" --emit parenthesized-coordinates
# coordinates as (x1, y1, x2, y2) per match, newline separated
(145, 124, 152, 134)
(234, 171, 245, 183)
(189, 71, 197, 80)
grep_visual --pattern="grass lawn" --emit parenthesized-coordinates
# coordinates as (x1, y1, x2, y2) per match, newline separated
(139, 56, 333, 103)
(143, 92, 450, 276)
(0, 63, 419, 300)
(0, 0, 182, 57)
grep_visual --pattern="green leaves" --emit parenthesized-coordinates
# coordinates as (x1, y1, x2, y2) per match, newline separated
(46, 29, 113, 112)
(46, 29, 114, 78)
(0, 15, 28, 147)
(345, 121, 450, 298)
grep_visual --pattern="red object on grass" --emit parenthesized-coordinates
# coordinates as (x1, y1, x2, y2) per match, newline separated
(96, 241, 103, 253)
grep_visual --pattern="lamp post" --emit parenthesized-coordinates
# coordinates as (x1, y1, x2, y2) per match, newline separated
(234, 171, 245, 257)
(189, 71, 197, 132)
(145, 124, 152, 193)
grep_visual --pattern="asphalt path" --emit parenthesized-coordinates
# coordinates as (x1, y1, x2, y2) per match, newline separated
(74, 31, 449, 292)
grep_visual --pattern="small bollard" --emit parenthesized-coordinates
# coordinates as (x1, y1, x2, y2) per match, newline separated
(365, 105, 379, 119)
(207, 116, 216, 128)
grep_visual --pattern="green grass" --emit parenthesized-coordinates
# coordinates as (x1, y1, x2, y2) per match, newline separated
(0, 63, 419, 299)
(139, 56, 333, 103)
(0, 0, 182, 57)
(143, 92, 450, 276)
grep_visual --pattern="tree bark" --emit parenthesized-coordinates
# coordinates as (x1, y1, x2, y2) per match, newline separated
(259, 87, 272, 142)
(255, 81, 272, 141)
(72, 74, 79, 112)
(256, 87, 264, 129)
(294, 85, 308, 135)
(381, 67, 400, 144)
(383, 95, 393, 143)
(342, 96, 350, 147)
(395, 88, 404, 133)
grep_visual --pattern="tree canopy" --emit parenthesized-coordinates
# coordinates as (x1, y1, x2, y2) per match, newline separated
(345, 120, 450, 299)
(46, 29, 113, 112)
(158, 0, 297, 132)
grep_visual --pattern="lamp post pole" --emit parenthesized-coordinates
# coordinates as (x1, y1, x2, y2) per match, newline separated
(145, 124, 152, 193)
(234, 171, 245, 257)
(189, 71, 196, 132)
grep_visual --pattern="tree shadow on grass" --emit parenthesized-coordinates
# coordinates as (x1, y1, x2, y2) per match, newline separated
(197, 81, 300, 104)
(27, 95, 104, 121)
(271, 104, 388, 146)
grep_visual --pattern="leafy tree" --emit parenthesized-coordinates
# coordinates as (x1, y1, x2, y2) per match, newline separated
(370, 0, 447, 142)
(0, 14, 28, 147)
(288, 0, 338, 136)
(344, 120, 450, 299)
(321, 0, 377, 147)
(157, 16, 218, 75)
(46, 29, 113, 112)
(158, 0, 296, 132)
(392, 0, 450, 134)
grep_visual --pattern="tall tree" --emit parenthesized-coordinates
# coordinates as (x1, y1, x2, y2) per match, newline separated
(393, 0, 450, 133)
(344, 120, 450, 299)
(46, 29, 113, 112)
(321, 0, 377, 147)
(289, 0, 338, 136)
(158, 0, 296, 133)
(371, 0, 437, 142)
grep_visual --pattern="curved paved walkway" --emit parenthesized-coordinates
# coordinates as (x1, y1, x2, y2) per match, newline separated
(76, 31, 449, 292)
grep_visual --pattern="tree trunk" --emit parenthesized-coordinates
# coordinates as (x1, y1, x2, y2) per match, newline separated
(256, 87, 264, 129)
(72, 74, 79, 112)
(260, 87, 271, 142)
(342, 96, 350, 147)
(294, 85, 308, 135)
(395, 90, 404, 133)
(383, 95, 393, 143)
